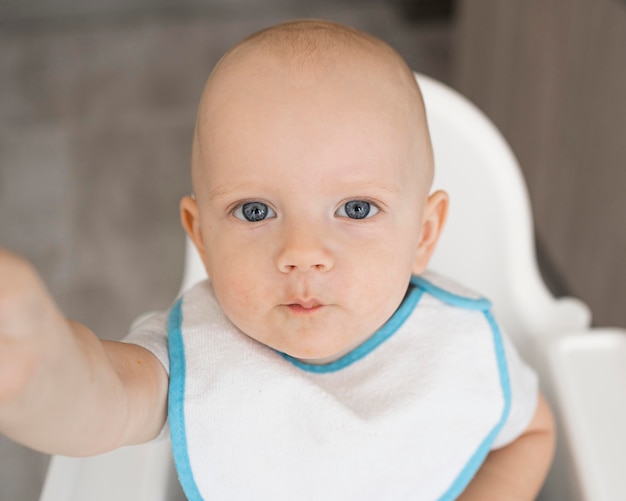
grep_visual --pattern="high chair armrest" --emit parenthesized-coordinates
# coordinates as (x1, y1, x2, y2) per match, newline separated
(40, 439, 180, 501)
(546, 329, 626, 501)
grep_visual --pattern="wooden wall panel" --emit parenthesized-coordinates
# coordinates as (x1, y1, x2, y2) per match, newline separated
(455, 0, 626, 327)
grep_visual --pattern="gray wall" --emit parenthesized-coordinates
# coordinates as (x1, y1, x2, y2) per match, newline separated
(455, 0, 626, 329)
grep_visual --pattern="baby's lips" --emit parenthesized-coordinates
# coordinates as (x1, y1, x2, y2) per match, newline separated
(283, 299, 326, 314)
(287, 298, 323, 309)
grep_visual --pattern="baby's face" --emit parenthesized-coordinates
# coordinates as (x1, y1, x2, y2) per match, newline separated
(184, 44, 441, 362)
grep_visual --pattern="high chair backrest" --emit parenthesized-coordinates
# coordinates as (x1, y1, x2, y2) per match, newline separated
(416, 74, 590, 347)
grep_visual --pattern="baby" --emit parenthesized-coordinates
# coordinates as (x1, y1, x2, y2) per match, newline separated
(0, 20, 554, 500)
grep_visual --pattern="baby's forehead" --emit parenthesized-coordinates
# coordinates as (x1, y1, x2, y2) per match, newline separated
(192, 21, 433, 189)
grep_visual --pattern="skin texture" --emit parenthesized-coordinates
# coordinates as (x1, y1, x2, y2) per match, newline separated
(0, 20, 555, 499)
(181, 21, 447, 362)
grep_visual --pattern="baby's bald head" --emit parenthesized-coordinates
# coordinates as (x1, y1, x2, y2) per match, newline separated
(180, 21, 449, 354)
(191, 20, 434, 199)
(217, 19, 415, 80)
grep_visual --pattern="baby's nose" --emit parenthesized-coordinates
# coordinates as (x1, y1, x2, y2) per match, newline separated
(274, 222, 334, 273)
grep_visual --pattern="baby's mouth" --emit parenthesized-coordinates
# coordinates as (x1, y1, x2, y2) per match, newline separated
(285, 300, 324, 314)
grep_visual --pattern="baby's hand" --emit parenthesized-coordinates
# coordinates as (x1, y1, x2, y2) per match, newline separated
(0, 249, 67, 404)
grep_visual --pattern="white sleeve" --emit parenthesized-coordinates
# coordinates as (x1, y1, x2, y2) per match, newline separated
(491, 330, 539, 449)
(122, 310, 172, 443)
(122, 309, 171, 375)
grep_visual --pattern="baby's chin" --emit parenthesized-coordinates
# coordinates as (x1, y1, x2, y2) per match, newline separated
(278, 335, 373, 366)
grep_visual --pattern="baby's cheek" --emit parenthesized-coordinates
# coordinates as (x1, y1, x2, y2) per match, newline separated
(367, 255, 412, 307)
(217, 276, 250, 312)
(214, 269, 266, 324)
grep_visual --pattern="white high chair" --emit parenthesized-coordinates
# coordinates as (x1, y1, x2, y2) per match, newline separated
(40, 74, 626, 501)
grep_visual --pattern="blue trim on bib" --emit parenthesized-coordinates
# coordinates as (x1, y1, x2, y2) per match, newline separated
(168, 298, 204, 501)
(169, 274, 513, 500)
(414, 277, 511, 501)
(280, 274, 491, 373)
(413, 275, 492, 311)
(436, 309, 512, 501)
(279, 279, 425, 373)
(416, 275, 512, 499)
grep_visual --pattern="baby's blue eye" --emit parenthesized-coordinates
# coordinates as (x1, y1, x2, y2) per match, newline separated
(234, 202, 276, 222)
(336, 200, 379, 220)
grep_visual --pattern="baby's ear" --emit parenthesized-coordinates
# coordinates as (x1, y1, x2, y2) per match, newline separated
(412, 190, 448, 275)
(180, 196, 207, 263)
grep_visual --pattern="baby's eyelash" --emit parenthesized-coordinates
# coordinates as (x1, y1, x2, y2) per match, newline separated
(231, 201, 277, 222)
(335, 200, 381, 220)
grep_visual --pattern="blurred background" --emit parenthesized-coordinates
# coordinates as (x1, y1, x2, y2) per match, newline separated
(0, 0, 624, 499)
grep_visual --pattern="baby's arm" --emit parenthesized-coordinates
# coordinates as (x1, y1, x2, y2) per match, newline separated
(0, 249, 168, 456)
(458, 393, 555, 500)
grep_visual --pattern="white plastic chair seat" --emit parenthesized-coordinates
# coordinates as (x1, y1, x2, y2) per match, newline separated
(40, 74, 626, 501)
(40, 440, 181, 501)
(547, 329, 626, 501)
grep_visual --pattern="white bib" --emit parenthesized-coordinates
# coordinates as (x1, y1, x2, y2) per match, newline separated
(167, 274, 512, 500)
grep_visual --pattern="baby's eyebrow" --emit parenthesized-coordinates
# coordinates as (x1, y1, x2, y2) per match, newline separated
(367, 182, 401, 194)
(337, 180, 402, 196)
(206, 180, 402, 202)
(207, 182, 258, 201)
